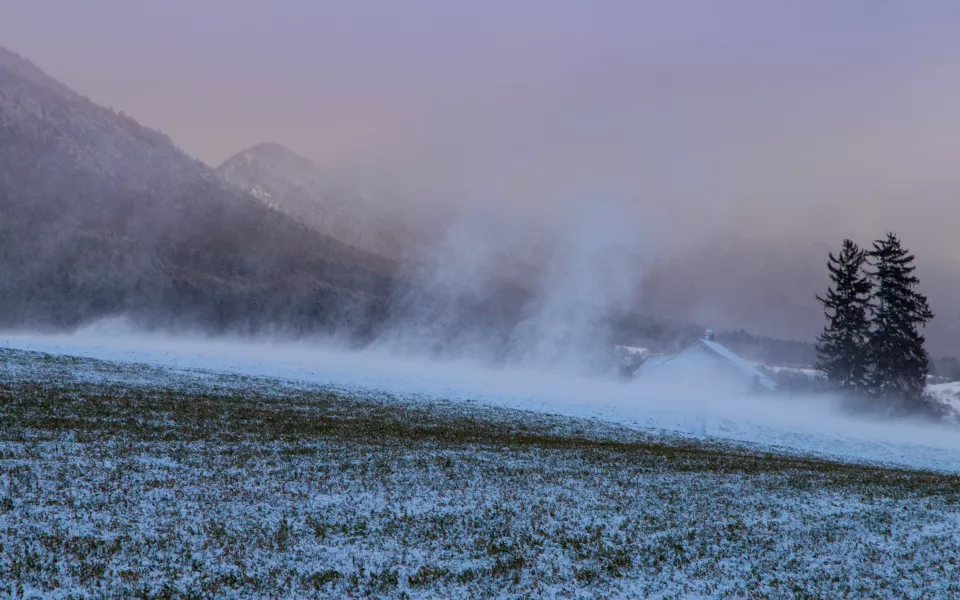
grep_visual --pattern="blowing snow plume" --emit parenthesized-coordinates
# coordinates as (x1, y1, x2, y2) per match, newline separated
(501, 199, 647, 373)
(5, 327, 960, 474)
(376, 194, 651, 374)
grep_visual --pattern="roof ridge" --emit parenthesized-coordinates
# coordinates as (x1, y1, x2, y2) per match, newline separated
(697, 338, 777, 389)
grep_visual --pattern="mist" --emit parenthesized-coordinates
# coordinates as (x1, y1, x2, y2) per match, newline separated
(5, 324, 960, 473)
(4, 3, 960, 420)
(374, 194, 657, 373)
(9, 7, 960, 596)
(8, 1, 960, 353)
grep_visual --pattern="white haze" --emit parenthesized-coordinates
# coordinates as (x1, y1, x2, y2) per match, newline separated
(372, 192, 659, 373)
(4, 322, 960, 474)
(5, 2, 960, 475)
(10, 2, 960, 351)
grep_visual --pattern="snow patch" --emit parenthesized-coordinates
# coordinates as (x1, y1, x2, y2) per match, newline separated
(3, 330, 960, 473)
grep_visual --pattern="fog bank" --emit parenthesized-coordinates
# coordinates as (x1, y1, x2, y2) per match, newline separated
(4, 327, 960, 473)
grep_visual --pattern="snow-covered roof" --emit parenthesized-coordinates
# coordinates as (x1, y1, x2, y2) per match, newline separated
(638, 355, 674, 371)
(696, 339, 778, 391)
(635, 336, 778, 392)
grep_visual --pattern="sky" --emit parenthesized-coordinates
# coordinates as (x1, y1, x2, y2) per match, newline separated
(5, 1, 960, 257)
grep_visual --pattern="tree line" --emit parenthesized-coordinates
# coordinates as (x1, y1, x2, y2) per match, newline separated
(816, 233, 936, 413)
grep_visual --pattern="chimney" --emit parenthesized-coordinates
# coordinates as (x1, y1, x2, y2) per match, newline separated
(704, 328, 715, 342)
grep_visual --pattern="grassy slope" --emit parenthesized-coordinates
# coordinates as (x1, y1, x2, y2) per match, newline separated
(2, 348, 960, 599)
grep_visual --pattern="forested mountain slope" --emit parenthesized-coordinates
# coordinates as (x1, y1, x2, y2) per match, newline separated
(0, 46, 394, 337)
(218, 143, 419, 260)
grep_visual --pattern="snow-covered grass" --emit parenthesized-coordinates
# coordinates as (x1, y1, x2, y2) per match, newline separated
(3, 347, 960, 599)
(5, 330, 960, 473)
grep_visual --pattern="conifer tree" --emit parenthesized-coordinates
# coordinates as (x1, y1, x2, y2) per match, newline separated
(816, 239, 872, 392)
(865, 233, 934, 404)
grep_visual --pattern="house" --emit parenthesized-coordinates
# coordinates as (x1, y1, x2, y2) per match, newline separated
(634, 329, 778, 393)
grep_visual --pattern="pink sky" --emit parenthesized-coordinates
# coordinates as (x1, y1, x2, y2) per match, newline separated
(5, 1, 960, 256)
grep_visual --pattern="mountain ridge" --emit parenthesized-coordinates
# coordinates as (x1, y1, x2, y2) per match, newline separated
(218, 143, 416, 261)
(5, 43, 960, 362)
(0, 44, 394, 337)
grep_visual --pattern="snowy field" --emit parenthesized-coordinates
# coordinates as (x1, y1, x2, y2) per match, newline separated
(3, 332, 960, 598)
(3, 330, 960, 473)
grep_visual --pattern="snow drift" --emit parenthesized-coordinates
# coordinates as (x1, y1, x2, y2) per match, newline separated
(4, 325, 960, 473)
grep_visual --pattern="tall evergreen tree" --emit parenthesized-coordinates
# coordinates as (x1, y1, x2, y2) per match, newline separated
(816, 239, 872, 392)
(865, 233, 934, 403)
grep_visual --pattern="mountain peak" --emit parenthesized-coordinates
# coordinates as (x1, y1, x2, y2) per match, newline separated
(222, 142, 315, 169)
(218, 143, 419, 259)
(218, 143, 325, 191)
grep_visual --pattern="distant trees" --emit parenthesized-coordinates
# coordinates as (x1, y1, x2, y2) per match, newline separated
(931, 356, 960, 382)
(816, 233, 935, 412)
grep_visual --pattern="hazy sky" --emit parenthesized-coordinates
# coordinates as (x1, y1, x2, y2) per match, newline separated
(5, 1, 960, 256)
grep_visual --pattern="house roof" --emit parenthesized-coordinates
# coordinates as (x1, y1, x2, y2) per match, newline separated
(636, 336, 778, 391)
(639, 355, 674, 370)
(696, 338, 778, 390)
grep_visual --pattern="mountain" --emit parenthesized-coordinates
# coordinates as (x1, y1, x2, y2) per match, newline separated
(218, 143, 553, 349)
(0, 46, 394, 336)
(6, 44, 957, 362)
(218, 143, 420, 260)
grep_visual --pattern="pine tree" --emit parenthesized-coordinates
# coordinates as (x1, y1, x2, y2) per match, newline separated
(865, 233, 934, 404)
(816, 239, 872, 392)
